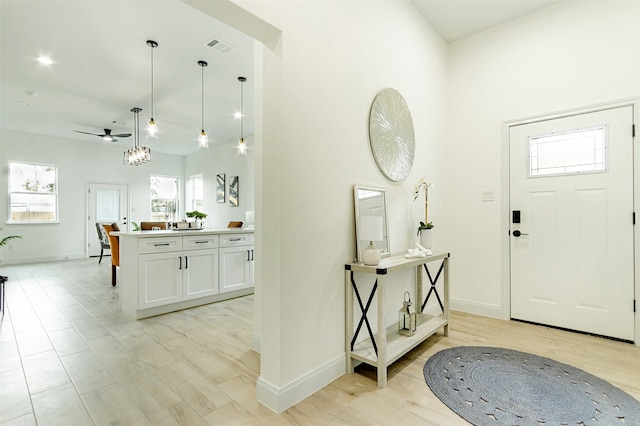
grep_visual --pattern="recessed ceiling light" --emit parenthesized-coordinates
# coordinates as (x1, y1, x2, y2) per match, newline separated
(36, 56, 53, 65)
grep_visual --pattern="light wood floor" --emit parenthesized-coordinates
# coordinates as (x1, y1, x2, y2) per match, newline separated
(1, 258, 639, 425)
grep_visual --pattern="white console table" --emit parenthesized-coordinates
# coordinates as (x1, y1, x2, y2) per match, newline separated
(344, 252, 450, 387)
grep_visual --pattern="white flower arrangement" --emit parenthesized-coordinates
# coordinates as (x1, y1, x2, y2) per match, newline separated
(413, 178, 434, 235)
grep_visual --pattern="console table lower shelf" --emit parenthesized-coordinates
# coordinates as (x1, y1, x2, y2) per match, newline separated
(345, 253, 450, 387)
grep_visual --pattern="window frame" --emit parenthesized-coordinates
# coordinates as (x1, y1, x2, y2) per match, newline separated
(150, 174, 180, 222)
(186, 174, 204, 212)
(8, 161, 59, 224)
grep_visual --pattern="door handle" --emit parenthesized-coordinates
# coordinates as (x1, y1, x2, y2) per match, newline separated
(178, 256, 182, 269)
(512, 230, 529, 237)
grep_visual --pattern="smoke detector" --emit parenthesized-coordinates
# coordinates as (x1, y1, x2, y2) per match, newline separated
(205, 38, 235, 54)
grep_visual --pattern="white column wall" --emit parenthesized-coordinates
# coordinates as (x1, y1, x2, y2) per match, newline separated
(442, 0, 640, 317)
(196, 0, 449, 411)
(0, 129, 184, 264)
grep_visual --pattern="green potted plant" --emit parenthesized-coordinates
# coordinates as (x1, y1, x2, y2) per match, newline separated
(416, 221, 434, 235)
(0, 228, 21, 263)
(185, 211, 207, 229)
(185, 210, 207, 220)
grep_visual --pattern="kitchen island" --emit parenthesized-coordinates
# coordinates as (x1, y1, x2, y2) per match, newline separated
(112, 228, 254, 319)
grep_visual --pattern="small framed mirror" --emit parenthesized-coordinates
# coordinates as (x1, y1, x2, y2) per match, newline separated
(354, 185, 390, 263)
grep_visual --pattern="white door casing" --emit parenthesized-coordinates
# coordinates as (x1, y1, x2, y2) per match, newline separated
(87, 183, 129, 257)
(509, 106, 635, 341)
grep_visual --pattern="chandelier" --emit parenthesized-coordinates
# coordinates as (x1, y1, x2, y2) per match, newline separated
(124, 107, 151, 166)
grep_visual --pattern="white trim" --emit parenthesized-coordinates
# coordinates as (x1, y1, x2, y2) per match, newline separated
(502, 98, 640, 345)
(1, 253, 85, 265)
(451, 298, 503, 319)
(251, 331, 260, 353)
(256, 354, 344, 413)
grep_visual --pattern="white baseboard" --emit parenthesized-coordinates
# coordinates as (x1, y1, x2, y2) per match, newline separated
(0, 253, 86, 265)
(251, 332, 260, 353)
(451, 297, 503, 319)
(256, 354, 344, 413)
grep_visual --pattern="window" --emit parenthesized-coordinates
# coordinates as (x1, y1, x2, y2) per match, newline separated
(150, 175, 178, 221)
(187, 174, 204, 212)
(9, 162, 58, 223)
(529, 125, 607, 177)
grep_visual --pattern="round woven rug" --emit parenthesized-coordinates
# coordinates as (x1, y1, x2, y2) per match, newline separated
(424, 346, 640, 425)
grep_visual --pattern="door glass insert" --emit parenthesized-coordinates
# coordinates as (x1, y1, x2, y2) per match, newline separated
(528, 125, 607, 177)
(96, 189, 120, 223)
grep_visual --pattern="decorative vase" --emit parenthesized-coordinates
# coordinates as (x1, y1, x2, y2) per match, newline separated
(420, 229, 434, 249)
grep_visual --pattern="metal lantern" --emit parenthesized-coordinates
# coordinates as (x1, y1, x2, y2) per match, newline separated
(398, 291, 417, 336)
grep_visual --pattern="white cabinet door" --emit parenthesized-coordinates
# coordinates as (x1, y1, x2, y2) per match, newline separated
(183, 248, 219, 300)
(138, 252, 182, 309)
(219, 246, 253, 293)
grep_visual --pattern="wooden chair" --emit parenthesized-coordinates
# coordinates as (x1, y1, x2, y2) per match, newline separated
(140, 221, 167, 230)
(101, 223, 120, 287)
(95, 223, 111, 263)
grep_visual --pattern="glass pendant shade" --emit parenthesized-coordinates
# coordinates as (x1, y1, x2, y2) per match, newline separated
(198, 129, 209, 148)
(237, 76, 247, 155)
(237, 138, 247, 155)
(146, 117, 158, 138)
(146, 40, 159, 139)
(124, 107, 151, 166)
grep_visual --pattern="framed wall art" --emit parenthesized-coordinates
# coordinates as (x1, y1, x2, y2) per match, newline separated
(229, 176, 239, 207)
(216, 173, 225, 203)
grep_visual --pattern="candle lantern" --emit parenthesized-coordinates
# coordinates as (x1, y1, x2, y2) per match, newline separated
(398, 291, 417, 336)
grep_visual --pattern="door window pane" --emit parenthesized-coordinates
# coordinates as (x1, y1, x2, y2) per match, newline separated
(96, 189, 120, 223)
(529, 126, 607, 177)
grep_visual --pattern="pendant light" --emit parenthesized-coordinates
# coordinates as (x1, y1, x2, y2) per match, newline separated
(124, 107, 151, 166)
(146, 40, 159, 139)
(237, 76, 247, 155)
(197, 60, 209, 148)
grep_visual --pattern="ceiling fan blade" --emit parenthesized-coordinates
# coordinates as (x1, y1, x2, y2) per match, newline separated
(112, 133, 132, 138)
(73, 130, 100, 136)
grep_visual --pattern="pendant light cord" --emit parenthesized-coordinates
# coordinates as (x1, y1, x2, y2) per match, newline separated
(240, 80, 244, 138)
(201, 65, 204, 130)
(150, 46, 154, 118)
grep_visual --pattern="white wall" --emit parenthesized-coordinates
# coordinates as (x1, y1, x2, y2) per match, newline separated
(193, 0, 448, 412)
(184, 136, 255, 229)
(0, 129, 184, 263)
(443, 0, 640, 317)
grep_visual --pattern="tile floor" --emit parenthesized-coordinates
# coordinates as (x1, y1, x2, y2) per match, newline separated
(2, 258, 639, 425)
(0, 258, 274, 425)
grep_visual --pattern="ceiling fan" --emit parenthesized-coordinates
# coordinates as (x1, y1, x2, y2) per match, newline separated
(73, 128, 131, 142)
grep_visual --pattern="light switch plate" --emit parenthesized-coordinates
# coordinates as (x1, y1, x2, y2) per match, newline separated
(481, 190, 495, 201)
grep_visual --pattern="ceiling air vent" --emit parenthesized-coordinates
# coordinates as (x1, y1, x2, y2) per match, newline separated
(205, 38, 235, 54)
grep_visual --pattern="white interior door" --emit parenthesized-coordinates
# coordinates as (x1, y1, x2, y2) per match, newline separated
(87, 183, 129, 257)
(509, 106, 635, 341)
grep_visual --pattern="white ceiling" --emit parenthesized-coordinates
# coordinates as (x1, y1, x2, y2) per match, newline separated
(0, 1, 255, 156)
(1, 1, 561, 156)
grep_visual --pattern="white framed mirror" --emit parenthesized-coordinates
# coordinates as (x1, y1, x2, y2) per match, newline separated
(354, 185, 390, 263)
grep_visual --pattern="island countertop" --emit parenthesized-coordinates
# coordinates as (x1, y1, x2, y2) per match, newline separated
(112, 228, 254, 238)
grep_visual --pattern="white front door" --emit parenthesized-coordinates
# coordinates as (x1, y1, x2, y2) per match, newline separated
(509, 106, 635, 341)
(87, 183, 129, 257)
